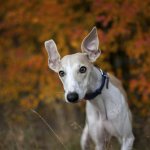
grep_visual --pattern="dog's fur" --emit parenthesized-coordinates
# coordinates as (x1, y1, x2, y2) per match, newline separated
(44, 27, 134, 150)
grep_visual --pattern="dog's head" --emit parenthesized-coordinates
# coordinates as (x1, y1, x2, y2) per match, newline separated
(44, 27, 101, 103)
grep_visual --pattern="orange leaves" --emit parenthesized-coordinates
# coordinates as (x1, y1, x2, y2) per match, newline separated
(130, 75, 150, 116)
(20, 95, 39, 109)
(130, 79, 137, 92)
(26, 55, 43, 70)
(0, 0, 149, 116)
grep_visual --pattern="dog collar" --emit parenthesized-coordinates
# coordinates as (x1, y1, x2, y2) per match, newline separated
(84, 69, 109, 100)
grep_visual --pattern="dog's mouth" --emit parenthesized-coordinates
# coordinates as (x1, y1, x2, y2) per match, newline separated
(68, 100, 79, 104)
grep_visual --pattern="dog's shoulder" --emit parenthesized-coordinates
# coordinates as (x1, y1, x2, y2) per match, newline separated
(109, 74, 122, 87)
(109, 74, 128, 101)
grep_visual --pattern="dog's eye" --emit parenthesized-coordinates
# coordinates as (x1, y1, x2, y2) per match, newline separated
(79, 66, 87, 73)
(59, 71, 65, 77)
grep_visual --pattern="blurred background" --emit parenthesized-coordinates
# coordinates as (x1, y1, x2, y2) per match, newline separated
(0, 0, 150, 149)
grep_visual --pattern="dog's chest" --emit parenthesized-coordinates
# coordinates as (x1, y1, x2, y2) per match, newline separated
(86, 101, 120, 138)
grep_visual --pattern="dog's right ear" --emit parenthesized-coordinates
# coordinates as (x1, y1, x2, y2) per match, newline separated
(44, 40, 60, 72)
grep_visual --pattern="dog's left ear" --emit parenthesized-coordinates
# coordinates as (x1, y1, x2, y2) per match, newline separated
(81, 27, 101, 62)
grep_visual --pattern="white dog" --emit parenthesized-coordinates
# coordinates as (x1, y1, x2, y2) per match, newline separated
(44, 27, 134, 150)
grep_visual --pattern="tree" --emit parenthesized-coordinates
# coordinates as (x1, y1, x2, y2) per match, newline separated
(0, 0, 149, 116)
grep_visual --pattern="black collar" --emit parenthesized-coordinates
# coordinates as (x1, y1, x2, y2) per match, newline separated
(84, 69, 109, 100)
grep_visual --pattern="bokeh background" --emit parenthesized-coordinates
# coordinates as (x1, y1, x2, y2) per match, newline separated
(0, 0, 150, 149)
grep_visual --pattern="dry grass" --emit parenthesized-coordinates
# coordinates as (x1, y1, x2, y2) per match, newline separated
(0, 101, 149, 150)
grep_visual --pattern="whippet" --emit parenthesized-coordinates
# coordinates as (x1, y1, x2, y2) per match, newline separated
(44, 27, 134, 150)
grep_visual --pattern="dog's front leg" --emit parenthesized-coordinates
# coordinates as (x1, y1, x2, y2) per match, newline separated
(81, 122, 105, 150)
(93, 126, 105, 150)
(81, 123, 90, 150)
(121, 135, 134, 150)
(85, 101, 106, 150)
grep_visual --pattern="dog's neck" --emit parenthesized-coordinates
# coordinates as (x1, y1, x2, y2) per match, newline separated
(86, 66, 109, 119)
(87, 66, 103, 94)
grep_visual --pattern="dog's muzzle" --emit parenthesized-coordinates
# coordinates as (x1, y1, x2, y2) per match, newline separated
(67, 92, 79, 103)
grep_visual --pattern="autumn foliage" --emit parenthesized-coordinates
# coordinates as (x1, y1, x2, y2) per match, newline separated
(0, 0, 150, 116)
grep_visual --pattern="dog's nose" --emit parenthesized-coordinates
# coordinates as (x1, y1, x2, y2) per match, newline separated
(67, 92, 79, 103)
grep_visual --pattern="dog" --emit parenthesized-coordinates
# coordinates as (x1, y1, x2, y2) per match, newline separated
(44, 27, 134, 150)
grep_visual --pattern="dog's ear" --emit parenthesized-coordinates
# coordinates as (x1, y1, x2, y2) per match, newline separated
(44, 40, 60, 72)
(81, 27, 101, 62)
